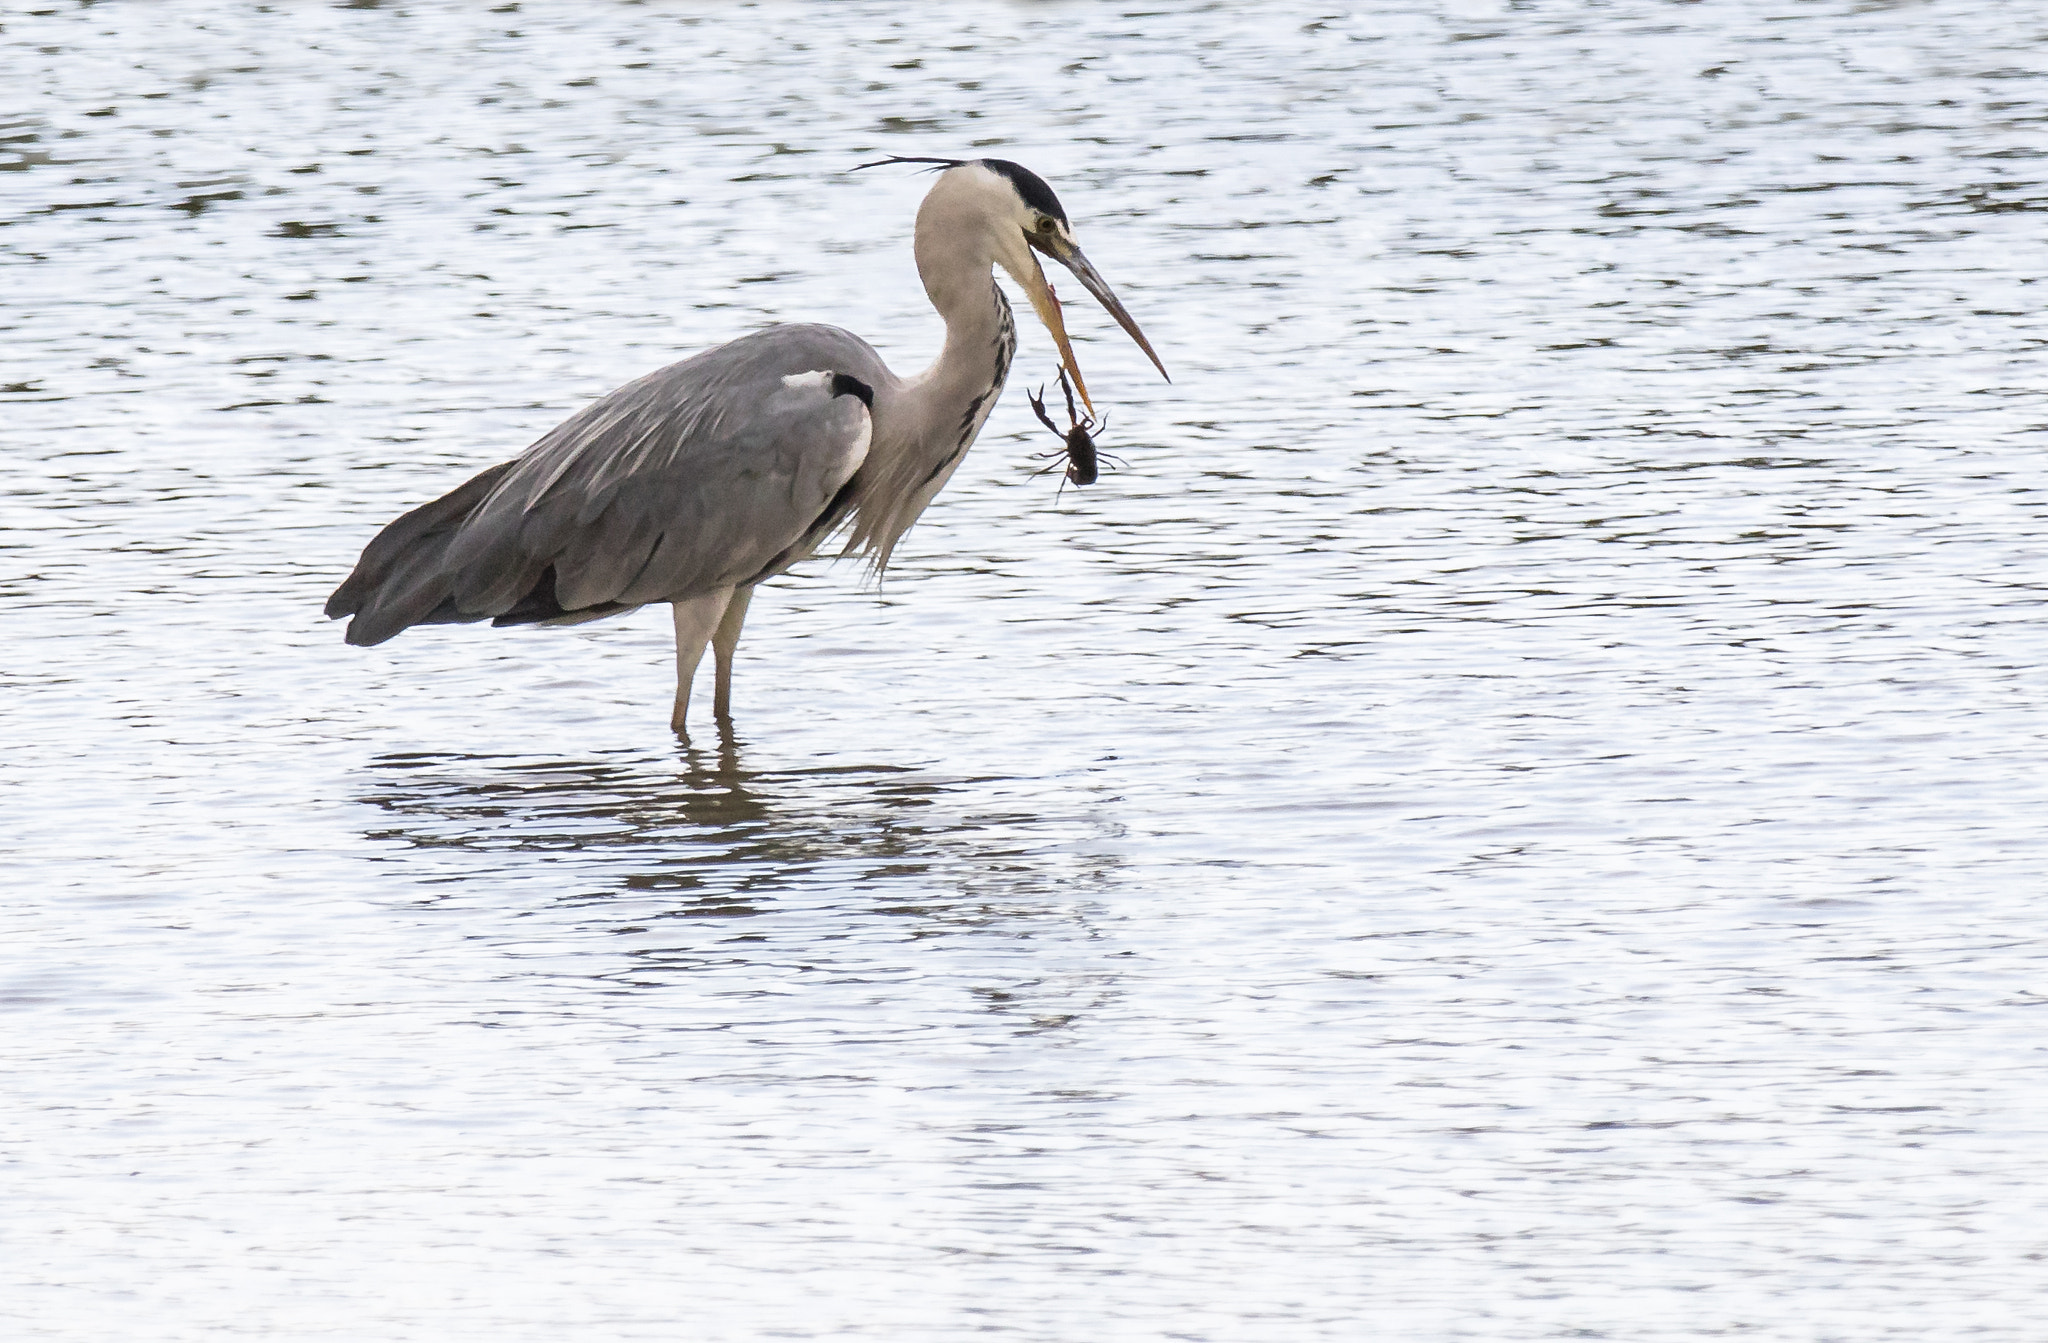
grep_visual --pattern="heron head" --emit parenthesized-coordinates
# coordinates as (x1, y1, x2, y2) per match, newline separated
(863, 156, 1169, 412)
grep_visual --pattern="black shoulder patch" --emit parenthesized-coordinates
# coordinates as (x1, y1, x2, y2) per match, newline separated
(979, 159, 1068, 225)
(829, 372, 874, 408)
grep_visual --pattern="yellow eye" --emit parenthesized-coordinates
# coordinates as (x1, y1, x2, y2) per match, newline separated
(1037, 217, 1058, 233)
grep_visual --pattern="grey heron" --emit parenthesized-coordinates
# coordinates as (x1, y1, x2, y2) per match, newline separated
(325, 157, 1168, 736)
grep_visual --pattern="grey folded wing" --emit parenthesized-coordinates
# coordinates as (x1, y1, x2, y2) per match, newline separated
(327, 324, 882, 647)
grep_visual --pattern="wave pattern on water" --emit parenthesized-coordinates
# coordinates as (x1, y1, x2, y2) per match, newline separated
(5, 1, 2048, 1339)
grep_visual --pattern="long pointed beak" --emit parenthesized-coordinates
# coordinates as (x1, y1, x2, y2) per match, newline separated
(1022, 229, 1169, 415)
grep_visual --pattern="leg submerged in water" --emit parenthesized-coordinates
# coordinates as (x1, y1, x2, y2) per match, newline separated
(670, 588, 736, 736)
(711, 585, 754, 721)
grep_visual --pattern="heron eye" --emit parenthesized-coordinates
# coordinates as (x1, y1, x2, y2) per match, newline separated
(1037, 217, 1058, 234)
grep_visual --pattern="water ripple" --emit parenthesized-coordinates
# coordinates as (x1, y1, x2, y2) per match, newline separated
(7, 1, 2048, 1339)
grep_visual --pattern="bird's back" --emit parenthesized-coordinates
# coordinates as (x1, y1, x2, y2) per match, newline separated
(327, 324, 891, 647)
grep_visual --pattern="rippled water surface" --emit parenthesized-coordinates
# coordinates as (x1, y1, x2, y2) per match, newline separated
(7, 1, 2048, 1338)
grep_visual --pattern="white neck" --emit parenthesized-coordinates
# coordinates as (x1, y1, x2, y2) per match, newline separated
(908, 208, 1016, 437)
(844, 174, 1019, 570)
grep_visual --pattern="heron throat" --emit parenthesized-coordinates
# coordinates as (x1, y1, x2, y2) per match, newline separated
(841, 278, 1015, 574)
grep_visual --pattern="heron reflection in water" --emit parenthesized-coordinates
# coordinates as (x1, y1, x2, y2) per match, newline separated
(326, 156, 1169, 736)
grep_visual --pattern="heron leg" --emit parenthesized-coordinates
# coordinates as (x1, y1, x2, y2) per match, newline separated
(711, 584, 754, 721)
(670, 588, 735, 736)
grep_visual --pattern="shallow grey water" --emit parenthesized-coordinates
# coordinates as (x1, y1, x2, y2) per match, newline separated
(6, 0, 2048, 1338)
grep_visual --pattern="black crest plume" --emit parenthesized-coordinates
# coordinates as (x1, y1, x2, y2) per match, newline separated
(852, 155, 967, 173)
(849, 155, 1070, 225)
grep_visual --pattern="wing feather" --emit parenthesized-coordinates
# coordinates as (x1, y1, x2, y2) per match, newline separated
(330, 325, 887, 647)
